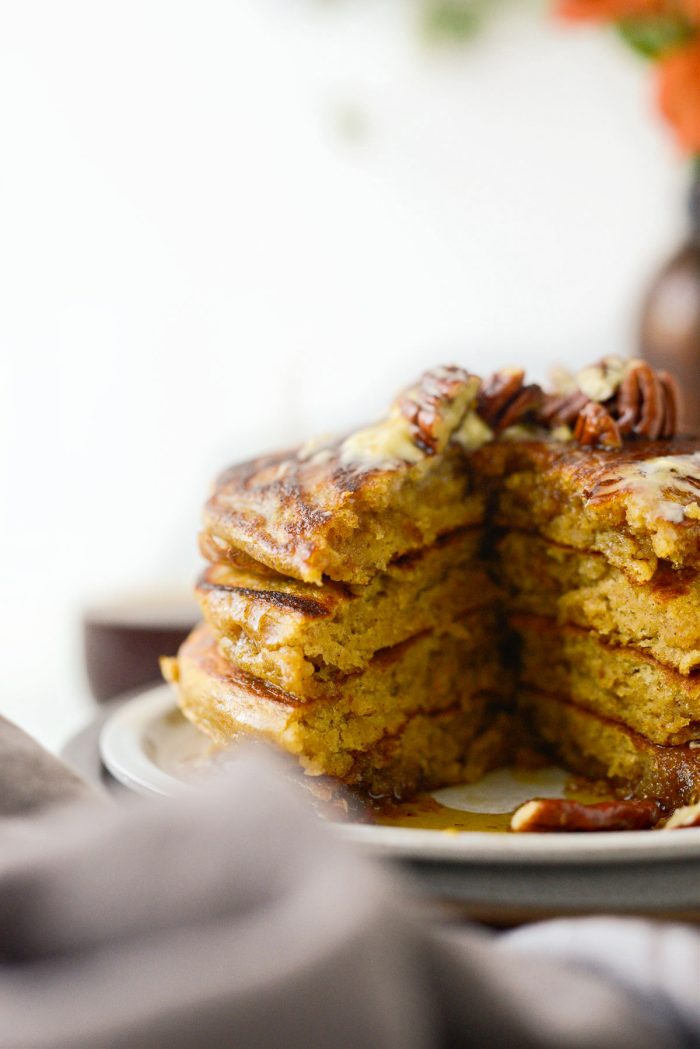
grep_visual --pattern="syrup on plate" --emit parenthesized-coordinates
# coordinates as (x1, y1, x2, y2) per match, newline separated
(373, 767, 611, 833)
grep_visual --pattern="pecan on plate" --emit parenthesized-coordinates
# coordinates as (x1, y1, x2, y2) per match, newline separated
(477, 369, 543, 433)
(398, 366, 479, 454)
(510, 797, 661, 833)
(573, 401, 622, 449)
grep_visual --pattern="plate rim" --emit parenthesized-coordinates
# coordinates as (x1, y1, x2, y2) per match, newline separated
(99, 685, 191, 798)
(99, 685, 700, 866)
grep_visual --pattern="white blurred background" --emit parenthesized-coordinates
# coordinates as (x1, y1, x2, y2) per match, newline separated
(0, 0, 687, 750)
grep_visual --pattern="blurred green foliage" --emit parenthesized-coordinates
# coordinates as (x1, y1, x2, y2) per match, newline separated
(315, 0, 537, 46)
(422, 0, 510, 41)
(617, 14, 694, 59)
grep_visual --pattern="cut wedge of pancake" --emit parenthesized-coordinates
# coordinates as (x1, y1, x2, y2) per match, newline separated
(513, 615, 700, 746)
(498, 531, 700, 674)
(216, 607, 500, 701)
(474, 438, 700, 583)
(520, 689, 700, 809)
(349, 707, 511, 798)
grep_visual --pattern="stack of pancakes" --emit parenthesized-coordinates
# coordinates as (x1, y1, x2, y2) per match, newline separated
(476, 437, 700, 809)
(166, 359, 700, 813)
(175, 371, 512, 797)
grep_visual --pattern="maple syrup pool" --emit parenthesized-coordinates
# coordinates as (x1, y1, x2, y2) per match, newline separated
(372, 767, 611, 833)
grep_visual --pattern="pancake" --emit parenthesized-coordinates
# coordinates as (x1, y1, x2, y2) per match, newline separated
(201, 368, 493, 585)
(196, 529, 497, 695)
(348, 706, 512, 798)
(201, 444, 485, 586)
(474, 438, 700, 583)
(173, 624, 509, 785)
(498, 531, 700, 674)
(521, 689, 700, 810)
(513, 615, 700, 745)
(216, 606, 500, 701)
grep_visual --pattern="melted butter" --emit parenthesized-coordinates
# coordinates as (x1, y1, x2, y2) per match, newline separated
(453, 410, 493, 451)
(499, 424, 540, 442)
(576, 356, 632, 403)
(339, 376, 485, 469)
(589, 453, 700, 524)
(339, 410, 427, 470)
(298, 436, 337, 465)
(550, 423, 573, 443)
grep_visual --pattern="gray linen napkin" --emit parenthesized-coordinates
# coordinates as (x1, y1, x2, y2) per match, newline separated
(0, 715, 101, 815)
(0, 716, 696, 1049)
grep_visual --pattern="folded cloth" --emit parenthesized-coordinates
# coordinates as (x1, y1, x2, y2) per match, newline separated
(0, 715, 101, 815)
(0, 716, 696, 1049)
(504, 918, 700, 1041)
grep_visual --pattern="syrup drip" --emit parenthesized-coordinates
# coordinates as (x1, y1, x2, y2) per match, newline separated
(373, 769, 612, 834)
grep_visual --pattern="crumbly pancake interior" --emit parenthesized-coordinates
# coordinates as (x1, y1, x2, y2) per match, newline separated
(196, 528, 497, 694)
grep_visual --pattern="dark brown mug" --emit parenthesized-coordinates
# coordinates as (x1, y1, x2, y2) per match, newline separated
(83, 592, 198, 702)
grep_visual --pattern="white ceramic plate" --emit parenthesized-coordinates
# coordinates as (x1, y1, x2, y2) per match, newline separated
(99, 686, 700, 869)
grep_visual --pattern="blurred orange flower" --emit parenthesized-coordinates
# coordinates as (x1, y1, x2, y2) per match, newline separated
(556, 0, 666, 19)
(658, 39, 700, 150)
(556, 0, 700, 153)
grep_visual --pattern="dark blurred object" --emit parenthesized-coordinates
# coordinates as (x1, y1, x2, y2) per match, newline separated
(640, 171, 700, 434)
(84, 593, 198, 702)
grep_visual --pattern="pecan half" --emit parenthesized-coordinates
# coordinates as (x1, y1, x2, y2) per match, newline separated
(573, 402, 622, 449)
(510, 797, 661, 833)
(477, 368, 524, 424)
(398, 366, 479, 455)
(616, 365, 642, 436)
(634, 363, 664, 440)
(615, 362, 679, 440)
(539, 389, 590, 428)
(658, 370, 681, 439)
(478, 369, 543, 432)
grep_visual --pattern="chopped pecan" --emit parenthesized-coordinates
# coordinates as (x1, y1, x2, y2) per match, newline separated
(510, 797, 661, 833)
(398, 366, 479, 455)
(478, 369, 543, 432)
(539, 389, 590, 427)
(536, 357, 681, 448)
(395, 356, 681, 458)
(573, 402, 622, 449)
